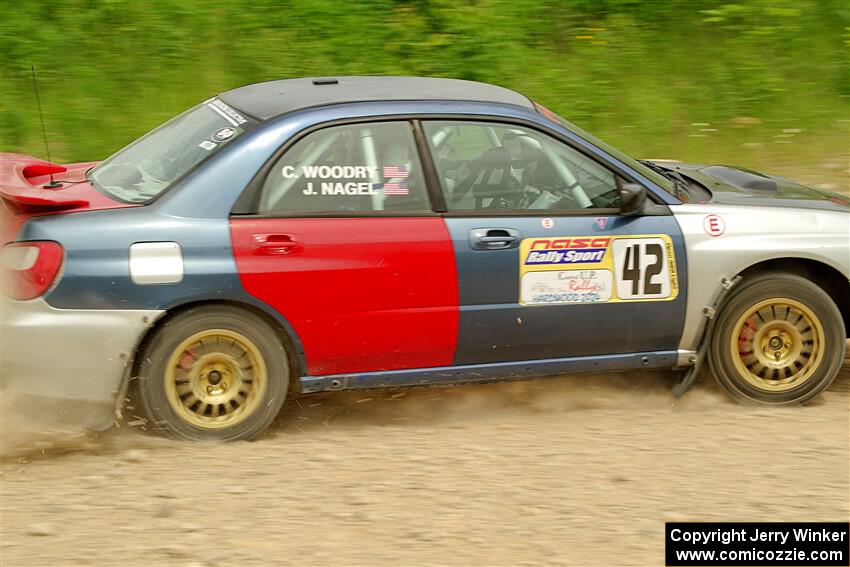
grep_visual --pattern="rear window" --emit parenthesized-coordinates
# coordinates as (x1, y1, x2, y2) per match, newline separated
(89, 98, 256, 203)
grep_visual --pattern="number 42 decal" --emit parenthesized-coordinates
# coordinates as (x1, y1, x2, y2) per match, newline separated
(612, 237, 675, 300)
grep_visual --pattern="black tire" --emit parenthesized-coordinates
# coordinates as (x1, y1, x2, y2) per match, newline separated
(709, 272, 845, 405)
(136, 305, 289, 441)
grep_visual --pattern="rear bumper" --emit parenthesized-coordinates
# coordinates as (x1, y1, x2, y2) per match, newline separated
(0, 297, 163, 430)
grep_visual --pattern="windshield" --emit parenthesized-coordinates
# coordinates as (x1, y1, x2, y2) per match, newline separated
(533, 102, 675, 194)
(89, 98, 255, 203)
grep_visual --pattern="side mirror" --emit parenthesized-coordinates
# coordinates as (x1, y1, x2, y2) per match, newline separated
(619, 183, 647, 216)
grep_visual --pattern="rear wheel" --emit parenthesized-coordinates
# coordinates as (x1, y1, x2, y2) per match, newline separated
(137, 306, 289, 441)
(709, 273, 845, 405)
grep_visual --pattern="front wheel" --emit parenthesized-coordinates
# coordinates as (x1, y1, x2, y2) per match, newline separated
(136, 306, 289, 441)
(709, 273, 845, 405)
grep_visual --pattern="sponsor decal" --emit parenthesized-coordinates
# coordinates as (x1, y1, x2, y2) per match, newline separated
(703, 214, 725, 237)
(212, 127, 237, 142)
(198, 140, 217, 151)
(541, 218, 554, 229)
(519, 234, 678, 305)
(525, 248, 607, 265)
(528, 237, 611, 250)
(206, 99, 247, 126)
(521, 270, 613, 304)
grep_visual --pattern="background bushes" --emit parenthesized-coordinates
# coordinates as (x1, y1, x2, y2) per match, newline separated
(1, 0, 847, 177)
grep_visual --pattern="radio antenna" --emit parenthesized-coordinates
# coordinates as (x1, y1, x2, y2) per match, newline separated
(30, 66, 62, 188)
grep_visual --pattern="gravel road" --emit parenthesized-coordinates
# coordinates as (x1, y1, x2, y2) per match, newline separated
(1, 352, 848, 567)
(2, 168, 848, 567)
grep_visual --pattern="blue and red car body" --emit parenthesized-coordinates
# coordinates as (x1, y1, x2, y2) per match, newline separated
(2, 78, 847, 433)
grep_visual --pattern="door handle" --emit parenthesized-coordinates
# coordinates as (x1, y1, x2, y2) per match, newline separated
(469, 228, 521, 250)
(252, 233, 302, 255)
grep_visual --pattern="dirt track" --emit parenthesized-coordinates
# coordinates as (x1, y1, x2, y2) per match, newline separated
(2, 168, 849, 567)
(1, 354, 848, 567)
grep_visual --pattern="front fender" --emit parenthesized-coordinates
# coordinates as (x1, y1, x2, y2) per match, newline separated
(672, 204, 849, 350)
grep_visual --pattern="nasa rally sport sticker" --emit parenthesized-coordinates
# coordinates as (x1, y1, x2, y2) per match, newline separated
(518, 235, 679, 306)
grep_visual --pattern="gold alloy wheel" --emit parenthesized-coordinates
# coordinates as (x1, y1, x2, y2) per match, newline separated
(731, 298, 824, 392)
(164, 329, 267, 429)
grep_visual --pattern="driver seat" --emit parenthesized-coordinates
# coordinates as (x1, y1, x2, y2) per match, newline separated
(469, 147, 518, 209)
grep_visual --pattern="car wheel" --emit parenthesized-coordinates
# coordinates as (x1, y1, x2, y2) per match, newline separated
(137, 305, 289, 441)
(709, 273, 845, 405)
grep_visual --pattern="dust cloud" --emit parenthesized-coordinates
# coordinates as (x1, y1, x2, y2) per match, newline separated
(0, 306, 97, 459)
(271, 368, 728, 436)
(0, 367, 714, 460)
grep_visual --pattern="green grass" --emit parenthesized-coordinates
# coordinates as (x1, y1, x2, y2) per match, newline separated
(1, 0, 848, 189)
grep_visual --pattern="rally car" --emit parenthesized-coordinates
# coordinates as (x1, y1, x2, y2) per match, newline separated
(2, 77, 848, 441)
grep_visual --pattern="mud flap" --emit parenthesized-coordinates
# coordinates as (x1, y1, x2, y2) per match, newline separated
(672, 276, 741, 398)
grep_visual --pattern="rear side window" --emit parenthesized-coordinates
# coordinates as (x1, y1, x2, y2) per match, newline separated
(259, 121, 430, 214)
(90, 98, 255, 203)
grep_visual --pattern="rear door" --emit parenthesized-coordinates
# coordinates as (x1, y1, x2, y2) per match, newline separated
(421, 120, 687, 365)
(230, 121, 458, 376)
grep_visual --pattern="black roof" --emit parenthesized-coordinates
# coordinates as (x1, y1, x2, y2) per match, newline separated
(219, 76, 534, 120)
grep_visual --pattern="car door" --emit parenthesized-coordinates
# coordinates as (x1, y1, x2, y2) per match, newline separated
(421, 120, 688, 365)
(229, 121, 459, 376)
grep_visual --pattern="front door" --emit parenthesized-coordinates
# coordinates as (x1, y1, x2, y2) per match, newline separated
(421, 120, 687, 365)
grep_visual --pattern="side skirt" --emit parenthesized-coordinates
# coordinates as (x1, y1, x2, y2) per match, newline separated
(299, 350, 678, 394)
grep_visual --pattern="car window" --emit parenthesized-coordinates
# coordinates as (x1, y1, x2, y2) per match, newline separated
(422, 121, 621, 212)
(533, 101, 676, 195)
(259, 121, 430, 214)
(90, 98, 256, 203)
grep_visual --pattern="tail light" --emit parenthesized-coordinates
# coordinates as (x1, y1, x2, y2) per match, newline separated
(1, 241, 64, 300)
